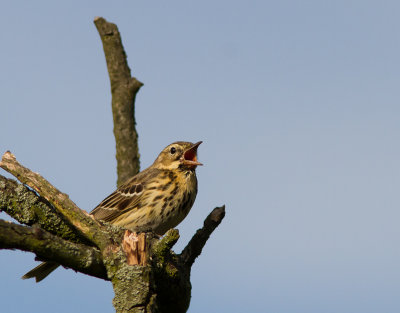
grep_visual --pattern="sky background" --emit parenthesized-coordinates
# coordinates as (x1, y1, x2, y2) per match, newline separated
(1, 1, 400, 312)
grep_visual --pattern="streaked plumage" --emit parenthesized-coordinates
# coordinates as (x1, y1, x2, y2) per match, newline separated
(22, 141, 202, 282)
(91, 141, 202, 235)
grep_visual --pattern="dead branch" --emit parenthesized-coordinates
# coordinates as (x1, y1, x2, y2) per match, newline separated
(0, 219, 107, 279)
(0, 151, 110, 249)
(94, 17, 142, 186)
(180, 206, 226, 267)
(0, 175, 88, 245)
(0, 16, 226, 313)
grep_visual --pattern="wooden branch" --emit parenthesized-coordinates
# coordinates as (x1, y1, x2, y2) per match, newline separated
(0, 15, 226, 313)
(0, 219, 107, 280)
(180, 206, 226, 267)
(94, 16, 142, 186)
(0, 175, 89, 245)
(0, 151, 109, 248)
(152, 229, 180, 262)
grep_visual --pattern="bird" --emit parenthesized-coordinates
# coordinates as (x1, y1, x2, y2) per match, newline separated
(22, 141, 202, 282)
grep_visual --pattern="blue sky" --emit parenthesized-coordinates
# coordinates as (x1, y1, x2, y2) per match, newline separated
(1, 1, 400, 312)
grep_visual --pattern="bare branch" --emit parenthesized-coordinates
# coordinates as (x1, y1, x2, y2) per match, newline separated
(0, 219, 107, 280)
(152, 229, 180, 262)
(94, 16, 142, 186)
(0, 151, 108, 248)
(180, 206, 226, 267)
(0, 175, 89, 245)
(0, 15, 226, 313)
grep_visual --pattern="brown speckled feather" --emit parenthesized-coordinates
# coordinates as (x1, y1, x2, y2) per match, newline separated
(21, 141, 202, 282)
(89, 141, 200, 235)
(90, 167, 162, 223)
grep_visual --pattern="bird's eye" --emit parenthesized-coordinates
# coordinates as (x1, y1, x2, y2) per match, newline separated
(170, 147, 176, 154)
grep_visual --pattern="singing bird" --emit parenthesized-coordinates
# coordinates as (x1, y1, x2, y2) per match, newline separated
(22, 141, 202, 282)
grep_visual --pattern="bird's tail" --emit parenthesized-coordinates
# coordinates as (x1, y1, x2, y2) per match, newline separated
(21, 261, 59, 282)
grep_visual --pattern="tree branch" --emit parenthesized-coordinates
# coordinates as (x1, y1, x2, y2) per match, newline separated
(0, 219, 107, 280)
(0, 16, 226, 313)
(152, 229, 180, 263)
(180, 206, 226, 267)
(94, 17, 142, 186)
(0, 175, 89, 245)
(0, 151, 109, 249)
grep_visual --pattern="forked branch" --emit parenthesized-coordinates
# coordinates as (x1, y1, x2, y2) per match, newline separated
(0, 151, 109, 249)
(0, 16, 226, 313)
(0, 175, 87, 244)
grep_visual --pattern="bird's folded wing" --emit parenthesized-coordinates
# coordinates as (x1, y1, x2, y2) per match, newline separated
(90, 186, 143, 222)
(89, 169, 156, 223)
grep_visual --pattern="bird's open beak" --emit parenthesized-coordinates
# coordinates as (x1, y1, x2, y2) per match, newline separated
(182, 141, 203, 168)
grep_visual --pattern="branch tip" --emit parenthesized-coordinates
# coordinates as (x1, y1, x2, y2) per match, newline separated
(208, 205, 225, 224)
(94, 16, 141, 185)
(0, 153, 108, 248)
(1, 151, 14, 165)
(180, 205, 226, 268)
(157, 229, 180, 250)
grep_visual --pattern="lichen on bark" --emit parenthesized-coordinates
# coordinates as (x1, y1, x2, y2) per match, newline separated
(0, 16, 225, 313)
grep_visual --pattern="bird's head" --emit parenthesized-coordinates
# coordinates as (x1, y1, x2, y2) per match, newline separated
(153, 141, 203, 170)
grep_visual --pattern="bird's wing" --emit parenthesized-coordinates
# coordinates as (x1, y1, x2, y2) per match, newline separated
(90, 168, 160, 223)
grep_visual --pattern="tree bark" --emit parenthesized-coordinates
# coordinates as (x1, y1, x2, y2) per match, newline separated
(0, 219, 107, 279)
(0, 17, 225, 313)
(94, 17, 142, 187)
(0, 151, 225, 312)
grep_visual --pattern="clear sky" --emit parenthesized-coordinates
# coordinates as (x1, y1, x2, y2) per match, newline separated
(1, 1, 400, 312)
